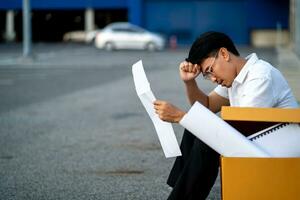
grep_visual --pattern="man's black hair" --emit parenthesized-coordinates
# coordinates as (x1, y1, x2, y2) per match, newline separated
(186, 31, 240, 64)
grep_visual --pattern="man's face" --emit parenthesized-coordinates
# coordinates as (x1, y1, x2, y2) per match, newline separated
(200, 48, 236, 88)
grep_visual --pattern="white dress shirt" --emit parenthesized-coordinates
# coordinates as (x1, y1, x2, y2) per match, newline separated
(214, 53, 298, 108)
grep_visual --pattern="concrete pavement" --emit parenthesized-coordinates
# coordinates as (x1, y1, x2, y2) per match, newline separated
(0, 44, 213, 200)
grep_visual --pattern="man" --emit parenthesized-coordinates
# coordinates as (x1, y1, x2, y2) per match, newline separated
(153, 31, 298, 200)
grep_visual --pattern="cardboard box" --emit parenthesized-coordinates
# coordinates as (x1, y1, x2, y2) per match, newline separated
(220, 107, 300, 200)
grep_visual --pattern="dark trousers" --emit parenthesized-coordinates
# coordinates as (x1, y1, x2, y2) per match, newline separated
(167, 129, 220, 200)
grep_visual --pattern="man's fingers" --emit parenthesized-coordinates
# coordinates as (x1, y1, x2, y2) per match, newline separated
(188, 63, 193, 72)
(153, 100, 166, 106)
(192, 64, 197, 73)
(180, 61, 199, 73)
(180, 61, 192, 72)
(180, 64, 187, 72)
(154, 105, 164, 120)
(154, 100, 168, 116)
(154, 100, 164, 115)
(195, 64, 201, 73)
(154, 105, 160, 111)
(153, 100, 161, 106)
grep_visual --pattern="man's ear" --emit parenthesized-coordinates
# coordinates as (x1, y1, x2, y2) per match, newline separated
(220, 47, 230, 61)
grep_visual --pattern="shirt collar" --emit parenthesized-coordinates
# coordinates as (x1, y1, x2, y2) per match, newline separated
(234, 53, 259, 84)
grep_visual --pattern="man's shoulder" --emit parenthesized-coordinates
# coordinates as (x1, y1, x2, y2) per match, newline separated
(256, 59, 286, 80)
(247, 60, 273, 79)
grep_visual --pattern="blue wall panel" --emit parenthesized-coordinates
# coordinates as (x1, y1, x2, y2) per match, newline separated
(128, 0, 143, 26)
(145, 0, 248, 45)
(144, 1, 194, 44)
(245, 0, 289, 29)
(193, 1, 248, 44)
(0, 0, 21, 9)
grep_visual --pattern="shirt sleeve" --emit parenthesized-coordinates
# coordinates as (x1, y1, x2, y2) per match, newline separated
(214, 85, 229, 99)
(239, 77, 274, 107)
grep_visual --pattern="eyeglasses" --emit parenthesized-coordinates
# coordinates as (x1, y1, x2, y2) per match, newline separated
(202, 51, 219, 80)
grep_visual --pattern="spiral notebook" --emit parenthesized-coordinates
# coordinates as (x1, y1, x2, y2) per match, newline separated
(247, 123, 300, 157)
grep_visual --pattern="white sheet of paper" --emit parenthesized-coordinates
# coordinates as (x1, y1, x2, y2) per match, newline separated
(179, 102, 271, 157)
(132, 60, 182, 158)
(248, 123, 300, 157)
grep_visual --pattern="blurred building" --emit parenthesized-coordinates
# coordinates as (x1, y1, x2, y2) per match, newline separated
(0, 0, 293, 47)
(290, 0, 300, 56)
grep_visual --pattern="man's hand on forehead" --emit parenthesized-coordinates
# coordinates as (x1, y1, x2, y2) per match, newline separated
(180, 61, 200, 73)
(179, 61, 202, 82)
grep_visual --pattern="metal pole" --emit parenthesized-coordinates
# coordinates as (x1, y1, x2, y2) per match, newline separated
(84, 8, 95, 43)
(23, 0, 32, 57)
(290, 0, 295, 49)
(5, 10, 16, 42)
(85, 8, 95, 32)
(276, 22, 282, 49)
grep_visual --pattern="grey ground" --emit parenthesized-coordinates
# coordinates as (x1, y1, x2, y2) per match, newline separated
(0, 43, 299, 200)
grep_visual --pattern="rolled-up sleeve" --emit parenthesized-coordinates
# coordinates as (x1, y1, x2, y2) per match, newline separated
(214, 85, 229, 99)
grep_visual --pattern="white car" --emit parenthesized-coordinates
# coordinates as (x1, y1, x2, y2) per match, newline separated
(63, 30, 99, 43)
(94, 22, 165, 51)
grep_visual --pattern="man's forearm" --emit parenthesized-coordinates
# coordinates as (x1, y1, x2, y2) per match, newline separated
(184, 80, 209, 107)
